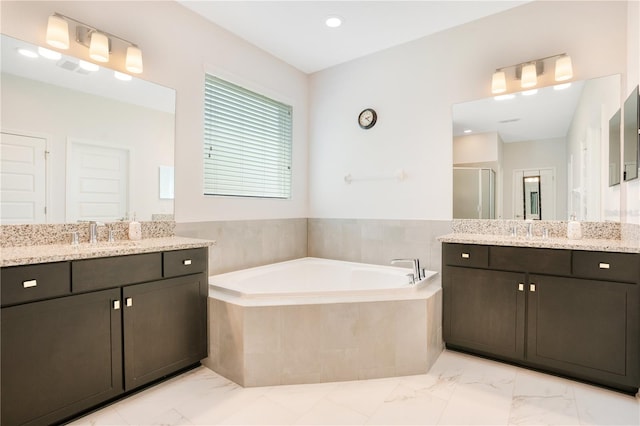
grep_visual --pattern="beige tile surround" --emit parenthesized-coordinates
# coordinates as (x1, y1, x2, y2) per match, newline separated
(205, 292, 443, 387)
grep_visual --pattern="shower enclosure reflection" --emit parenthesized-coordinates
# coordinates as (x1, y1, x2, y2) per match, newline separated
(453, 167, 495, 219)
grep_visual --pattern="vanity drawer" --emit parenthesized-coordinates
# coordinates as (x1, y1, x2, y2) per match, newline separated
(443, 244, 489, 268)
(572, 251, 640, 283)
(1, 262, 70, 306)
(163, 248, 208, 278)
(72, 253, 162, 293)
(489, 246, 571, 275)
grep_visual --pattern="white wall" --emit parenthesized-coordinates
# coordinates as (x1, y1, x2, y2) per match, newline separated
(0, 0, 309, 223)
(453, 132, 500, 165)
(309, 1, 628, 220)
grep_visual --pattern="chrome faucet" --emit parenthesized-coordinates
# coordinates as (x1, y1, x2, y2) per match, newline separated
(391, 258, 424, 283)
(88, 221, 104, 244)
(526, 222, 533, 238)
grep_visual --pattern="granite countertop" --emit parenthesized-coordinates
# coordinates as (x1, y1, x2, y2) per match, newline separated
(438, 233, 640, 254)
(0, 237, 216, 267)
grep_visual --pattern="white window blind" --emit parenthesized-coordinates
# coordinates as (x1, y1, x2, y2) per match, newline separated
(204, 74, 293, 198)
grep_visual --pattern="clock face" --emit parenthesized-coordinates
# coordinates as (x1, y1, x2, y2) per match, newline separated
(358, 108, 377, 129)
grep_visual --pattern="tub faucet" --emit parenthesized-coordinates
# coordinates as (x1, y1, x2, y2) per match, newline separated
(391, 258, 424, 283)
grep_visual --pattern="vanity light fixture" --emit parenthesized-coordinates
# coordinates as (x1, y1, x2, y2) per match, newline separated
(45, 14, 69, 49)
(45, 12, 143, 74)
(491, 53, 573, 94)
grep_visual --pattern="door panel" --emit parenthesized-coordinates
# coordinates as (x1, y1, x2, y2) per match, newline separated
(0, 132, 46, 223)
(528, 275, 638, 386)
(66, 140, 129, 222)
(444, 267, 526, 360)
(1, 289, 122, 426)
(123, 274, 207, 391)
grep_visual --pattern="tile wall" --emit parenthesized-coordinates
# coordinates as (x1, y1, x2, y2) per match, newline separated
(307, 219, 453, 273)
(175, 218, 452, 275)
(175, 219, 308, 275)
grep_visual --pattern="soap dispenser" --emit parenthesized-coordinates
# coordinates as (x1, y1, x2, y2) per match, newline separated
(128, 213, 142, 241)
(567, 214, 582, 240)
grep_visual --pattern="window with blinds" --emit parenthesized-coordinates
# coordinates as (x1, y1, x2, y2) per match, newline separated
(204, 74, 293, 198)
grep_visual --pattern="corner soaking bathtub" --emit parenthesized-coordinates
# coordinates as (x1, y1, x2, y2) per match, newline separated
(206, 257, 443, 387)
(209, 257, 438, 302)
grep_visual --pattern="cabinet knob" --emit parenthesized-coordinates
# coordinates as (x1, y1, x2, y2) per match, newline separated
(22, 279, 37, 288)
(530, 284, 536, 292)
(461, 253, 470, 259)
(113, 300, 121, 310)
(183, 259, 192, 266)
(126, 297, 133, 307)
(599, 263, 610, 269)
(518, 283, 524, 291)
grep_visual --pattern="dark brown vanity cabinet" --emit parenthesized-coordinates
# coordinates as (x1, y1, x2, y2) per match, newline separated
(443, 243, 639, 393)
(1, 288, 123, 426)
(1, 247, 208, 426)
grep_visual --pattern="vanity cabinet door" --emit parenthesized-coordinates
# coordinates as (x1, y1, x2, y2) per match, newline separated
(443, 266, 526, 361)
(527, 274, 639, 390)
(122, 273, 207, 391)
(1, 288, 122, 426)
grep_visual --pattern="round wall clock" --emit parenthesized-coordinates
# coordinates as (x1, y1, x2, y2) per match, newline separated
(358, 108, 377, 129)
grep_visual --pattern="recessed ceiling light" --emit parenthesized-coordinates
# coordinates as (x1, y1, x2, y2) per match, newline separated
(114, 71, 132, 81)
(17, 48, 38, 58)
(463, 129, 472, 134)
(79, 60, 99, 72)
(554, 83, 572, 90)
(37, 46, 61, 60)
(325, 16, 343, 28)
(494, 94, 516, 101)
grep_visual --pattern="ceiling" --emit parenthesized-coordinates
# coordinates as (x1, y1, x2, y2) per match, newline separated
(452, 82, 586, 143)
(1, 35, 175, 113)
(178, 0, 529, 74)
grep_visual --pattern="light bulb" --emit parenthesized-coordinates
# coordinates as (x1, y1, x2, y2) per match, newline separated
(89, 32, 109, 63)
(46, 15, 69, 49)
(555, 55, 573, 81)
(521, 63, 537, 88)
(125, 46, 143, 74)
(491, 70, 506, 94)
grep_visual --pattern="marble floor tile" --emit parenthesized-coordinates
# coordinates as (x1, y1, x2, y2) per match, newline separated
(366, 383, 449, 425)
(573, 382, 640, 426)
(69, 350, 640, 426)
(293, 398, 368, 425)
(509, 369, 580, 425)
(216, 395, 299, 425)
(324, 377, 401, 417)
(261, 381, 340, 416)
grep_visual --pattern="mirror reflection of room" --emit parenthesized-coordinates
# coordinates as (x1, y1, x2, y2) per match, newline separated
(452, 74, 620, 221)
(0, 35, 176, 224)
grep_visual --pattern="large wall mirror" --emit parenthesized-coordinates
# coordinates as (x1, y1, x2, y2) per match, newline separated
(0, 34, 176, 224)
(452, 74, 620, 222)
(623, 85, 639, 182)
